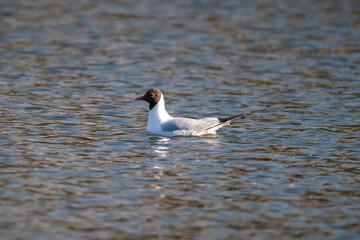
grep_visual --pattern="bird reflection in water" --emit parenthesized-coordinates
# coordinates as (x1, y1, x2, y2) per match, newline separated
(151, 137, 170, 158)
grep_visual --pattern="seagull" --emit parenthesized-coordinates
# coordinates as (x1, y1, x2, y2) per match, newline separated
(135, 88, 246, 137)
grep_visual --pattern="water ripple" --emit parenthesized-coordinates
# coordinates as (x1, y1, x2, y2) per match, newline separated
(1, 0, 359, 239)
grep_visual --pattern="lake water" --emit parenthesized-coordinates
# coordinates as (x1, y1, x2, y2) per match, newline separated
(1, 0, 359, 239)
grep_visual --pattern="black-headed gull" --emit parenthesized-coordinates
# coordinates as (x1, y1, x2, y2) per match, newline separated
(135, 88, 246, 136)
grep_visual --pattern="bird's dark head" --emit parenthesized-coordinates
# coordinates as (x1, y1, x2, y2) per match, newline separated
(135, 88, 162, 110)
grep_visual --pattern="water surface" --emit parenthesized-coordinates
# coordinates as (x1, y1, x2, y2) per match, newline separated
(0, 0, 359, 239)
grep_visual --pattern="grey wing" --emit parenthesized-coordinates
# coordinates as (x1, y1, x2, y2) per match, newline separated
(161, 120, 184, 131)
(161, 118, 220, 132)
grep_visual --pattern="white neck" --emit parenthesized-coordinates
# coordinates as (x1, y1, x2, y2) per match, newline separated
(147, 94, 172, 131)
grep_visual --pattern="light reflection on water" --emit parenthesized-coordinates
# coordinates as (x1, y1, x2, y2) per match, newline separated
(1, 0, 360, 239)
(151, 137, 171, 158)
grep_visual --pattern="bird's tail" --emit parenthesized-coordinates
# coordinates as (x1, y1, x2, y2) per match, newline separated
(218, 113, 246, 123)
(205, 113, 246, 132)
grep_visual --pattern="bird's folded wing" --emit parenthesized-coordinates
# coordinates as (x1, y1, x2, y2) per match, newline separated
(161, 117, 219, 132)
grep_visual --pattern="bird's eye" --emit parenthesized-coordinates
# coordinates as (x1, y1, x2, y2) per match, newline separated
(149, 93, 155, 98)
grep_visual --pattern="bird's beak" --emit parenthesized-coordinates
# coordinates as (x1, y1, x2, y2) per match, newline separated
(135, 96, 144, 101)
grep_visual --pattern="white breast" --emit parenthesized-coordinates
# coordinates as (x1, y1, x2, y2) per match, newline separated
(146, 94, 172, 134)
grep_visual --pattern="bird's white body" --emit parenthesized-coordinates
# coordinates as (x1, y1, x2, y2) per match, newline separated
(146, 94, 230, 136)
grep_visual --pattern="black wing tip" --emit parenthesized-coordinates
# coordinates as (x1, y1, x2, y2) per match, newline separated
(218, 113, 246, 123)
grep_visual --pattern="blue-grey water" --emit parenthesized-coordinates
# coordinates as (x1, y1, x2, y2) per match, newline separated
(1, 0, 359, 239)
